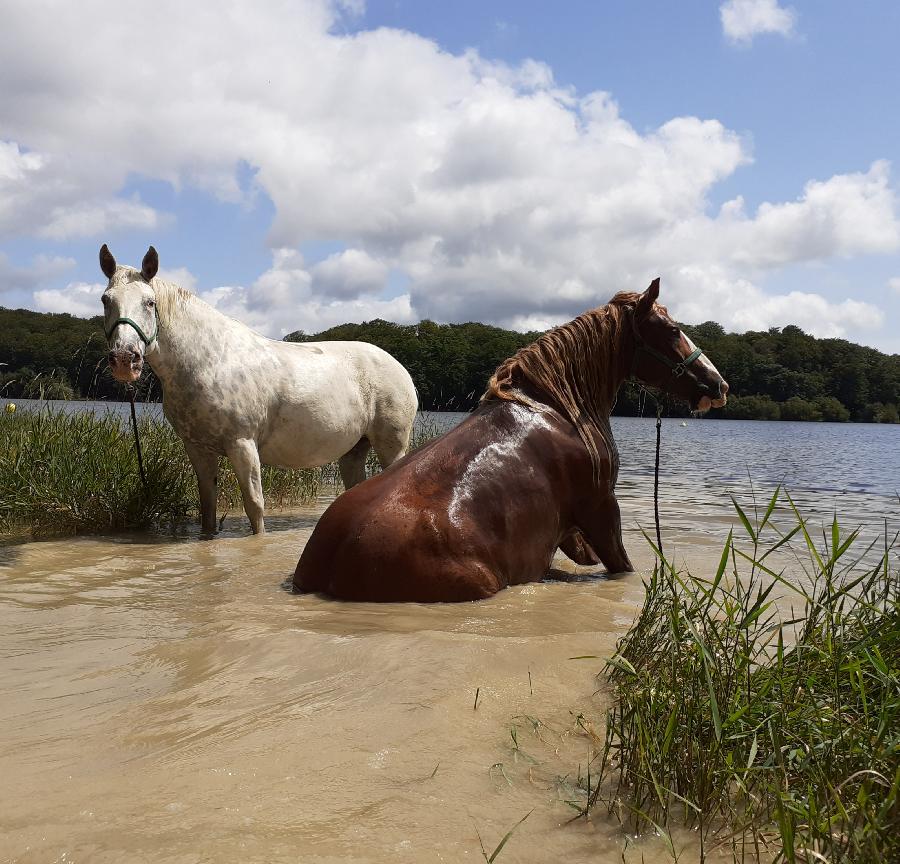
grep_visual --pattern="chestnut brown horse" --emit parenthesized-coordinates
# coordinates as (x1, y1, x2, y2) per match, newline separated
(293, 279, 728, 602)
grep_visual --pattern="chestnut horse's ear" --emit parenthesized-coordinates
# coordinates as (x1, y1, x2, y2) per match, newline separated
(99, 244, 117, 279)
(141, 246, 159, 282)
(635, 277, 660, 320)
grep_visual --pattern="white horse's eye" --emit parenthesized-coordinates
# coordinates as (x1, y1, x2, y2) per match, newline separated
(146, 299, 156, 308)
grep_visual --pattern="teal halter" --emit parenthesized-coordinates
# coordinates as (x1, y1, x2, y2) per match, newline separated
(631, 313, 720, 398)
(105, 307, 159, 347)
(633, 338, 704, 379)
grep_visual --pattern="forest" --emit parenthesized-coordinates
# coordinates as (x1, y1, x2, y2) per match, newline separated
(1, 305, 898, 422)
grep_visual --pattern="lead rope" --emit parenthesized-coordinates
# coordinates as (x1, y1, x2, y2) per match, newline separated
(128, 388, 147, 488)
(653, 403, 664, 561)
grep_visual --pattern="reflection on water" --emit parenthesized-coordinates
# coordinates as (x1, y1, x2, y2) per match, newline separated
(1, 407, 897, 862)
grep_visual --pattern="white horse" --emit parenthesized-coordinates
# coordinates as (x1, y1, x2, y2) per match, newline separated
(100, 244, 418, 535)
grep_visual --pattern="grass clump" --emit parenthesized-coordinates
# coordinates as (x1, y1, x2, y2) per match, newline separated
(0, 408, 324, 536)
(587, 489, 900, 863)
(0, 406, 446, 537)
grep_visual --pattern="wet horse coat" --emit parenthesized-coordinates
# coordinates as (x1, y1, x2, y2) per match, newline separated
(293, 280, 728, 602)
(99, 245, 417, 535)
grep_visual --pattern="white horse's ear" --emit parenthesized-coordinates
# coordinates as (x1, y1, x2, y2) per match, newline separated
(99, 244, 117, 279)
(141, 246, 159, 282)
(635, 277, 660, 320)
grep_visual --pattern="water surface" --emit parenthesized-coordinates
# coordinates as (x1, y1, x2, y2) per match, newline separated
(1, 403, 897, 862)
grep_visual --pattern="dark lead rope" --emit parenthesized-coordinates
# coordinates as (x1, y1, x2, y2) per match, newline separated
(654, 404, 663, 562)
(128, 389, 147, 488)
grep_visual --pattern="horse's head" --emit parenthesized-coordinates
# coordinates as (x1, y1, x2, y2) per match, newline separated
(630, 278, 728, 413)
(99, 244, 160, 383)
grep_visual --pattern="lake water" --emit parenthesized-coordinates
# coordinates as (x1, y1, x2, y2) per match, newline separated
(1, 400, 897, 862)
(10, 397, 899, 542)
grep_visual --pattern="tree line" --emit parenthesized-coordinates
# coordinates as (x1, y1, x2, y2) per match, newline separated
(1, 305, 897, 422)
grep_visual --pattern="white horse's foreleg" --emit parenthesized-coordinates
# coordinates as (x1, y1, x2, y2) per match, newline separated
(226, 438, 266, 535)
(185, 441, 219, 535)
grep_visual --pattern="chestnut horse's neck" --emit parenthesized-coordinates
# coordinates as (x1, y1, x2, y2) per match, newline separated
(483, 300, 635, 478)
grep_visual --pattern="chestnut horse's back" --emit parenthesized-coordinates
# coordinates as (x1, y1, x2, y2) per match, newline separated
(292, 466, 502, 602)
(292, 404, 562, 602)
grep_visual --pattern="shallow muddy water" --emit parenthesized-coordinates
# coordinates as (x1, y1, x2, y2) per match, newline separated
(0, 500, 752, 864)
(1, 412, 897, 862)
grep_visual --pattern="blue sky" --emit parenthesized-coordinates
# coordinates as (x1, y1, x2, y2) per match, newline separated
(1, 0, 898, 352)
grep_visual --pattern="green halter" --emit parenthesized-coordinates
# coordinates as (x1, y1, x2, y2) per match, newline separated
(631, 312, 721, 399)
(105, 307, 159, 347)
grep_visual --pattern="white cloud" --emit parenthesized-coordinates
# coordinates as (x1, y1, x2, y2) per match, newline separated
(33, 281, 105, 318)
(889, 277, 900, 295)
(668, 265, 883, 338)
(720, 0, 797, 44)
(0, 252, 75, 296)
(311, 249, 388, 299)
(196, 250, 413, 337)
(0, 1, 894, 347)
(41, 195, 164, 240)
(0, 141, 166, 240)
(158, 267, 198, 293)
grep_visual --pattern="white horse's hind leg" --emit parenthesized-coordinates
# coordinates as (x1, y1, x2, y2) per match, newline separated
(338, 437, 370, 490)
(227, 438, 266, 535)
(371, 422, 412, 470)
(185, 441, 219, 535)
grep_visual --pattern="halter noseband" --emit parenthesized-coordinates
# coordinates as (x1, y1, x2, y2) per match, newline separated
(104, 308, 159, 347)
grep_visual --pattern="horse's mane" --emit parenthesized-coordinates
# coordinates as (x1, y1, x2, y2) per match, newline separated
(152, 279, 195, 325)
(483, 291, 640, 477)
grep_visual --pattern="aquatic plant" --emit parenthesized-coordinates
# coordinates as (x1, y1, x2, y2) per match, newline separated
(0, 406, 446, 537)
(584, 489, 900, 863)
(0, 408, 323, 535)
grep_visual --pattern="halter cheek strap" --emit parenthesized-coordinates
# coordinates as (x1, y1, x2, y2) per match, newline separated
(105, 308, 159, 347)
(634, 341, 704, 379)
(631, 317, 713, 394)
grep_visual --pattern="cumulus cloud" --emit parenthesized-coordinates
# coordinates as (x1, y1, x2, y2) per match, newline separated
(197, 250, 413, 337)
(158, 267, 198, 293)
(0, 252, 75, 296)
(311, 249, 388, 299)
(33, 281, 105, 318)
(0, 141, 165, 239)
(889, 277, 900, 295)
(0, 0, 894, 346)
(720, 0, 797, 44)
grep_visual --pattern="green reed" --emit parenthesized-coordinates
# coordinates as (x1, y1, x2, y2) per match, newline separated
(0, 407, 445, 536)
(584, 488, 899, 863)
(0, 409, 323, 535)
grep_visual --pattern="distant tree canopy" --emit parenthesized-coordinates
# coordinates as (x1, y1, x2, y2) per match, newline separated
(285, 319, 541, 412)
(0, 307, 158, 401)
(1, 305, 897, 422)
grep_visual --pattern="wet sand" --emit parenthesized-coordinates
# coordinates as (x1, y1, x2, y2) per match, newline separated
(0, 494, 881, 864)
